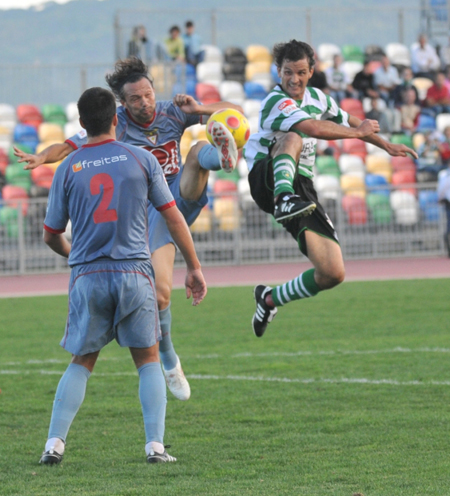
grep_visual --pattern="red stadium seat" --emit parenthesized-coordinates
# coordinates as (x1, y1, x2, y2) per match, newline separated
(342, 195, 368, 224)
(390, 156, 416, 172)
(392, 170, 416, 195)
(213, 179, 238, 199)
(341, 138, 367, 159)
(16, 104, 43, 129)
(1, 184, 29, 215)
(195, 83, 221, 104)
(340, 98, 365, 120)
(0, 148, 8, 175)
(31, 165, 55, 189)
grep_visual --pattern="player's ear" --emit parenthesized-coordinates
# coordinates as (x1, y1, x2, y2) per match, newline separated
(112, 114, 118, 127)
(79, 118, 86, 130)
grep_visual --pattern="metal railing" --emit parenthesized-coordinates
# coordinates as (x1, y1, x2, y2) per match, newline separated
(0, 183, 446, 276)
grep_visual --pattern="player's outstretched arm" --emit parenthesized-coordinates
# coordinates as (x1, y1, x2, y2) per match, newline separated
(160, 206, 207, 306)
(347, 115, 419, 159)
(173, 93, 244, 116)
(43, 230, 71, 258)
(13, 142, 73, 170)
(295, 118, 380, 141)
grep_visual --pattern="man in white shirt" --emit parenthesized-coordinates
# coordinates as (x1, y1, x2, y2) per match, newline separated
(411, 34, 441, 78)
(374, 55, 401, 106)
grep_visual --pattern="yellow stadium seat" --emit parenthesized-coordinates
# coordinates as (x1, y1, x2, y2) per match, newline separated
(245, 61, 272, 81)
(213, 198, 237, 217)
(340, 174, 366, 198)
(190, 208, 212, 233)
(246, 45, 272, 63)
(412, 77, 433, 101)
(196, 125, 207, 142)
(180, 131, 193, 162)
(219, 215, 240, 231)
(36, 141, 62, 171)
(365, 154, 392, 174)
(38, 123, 65, 142)
(412, 132, 425, 150)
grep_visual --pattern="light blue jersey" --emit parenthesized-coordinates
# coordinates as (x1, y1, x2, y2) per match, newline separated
(44, 139, 174, 266)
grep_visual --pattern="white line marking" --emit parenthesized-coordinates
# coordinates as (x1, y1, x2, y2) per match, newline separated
(1, 370, 450, 386)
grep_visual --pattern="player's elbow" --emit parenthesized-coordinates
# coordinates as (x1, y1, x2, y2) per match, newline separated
(297, 119, 323, 139)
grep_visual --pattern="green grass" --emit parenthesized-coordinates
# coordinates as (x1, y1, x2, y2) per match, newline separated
(1, 278, 450, 495)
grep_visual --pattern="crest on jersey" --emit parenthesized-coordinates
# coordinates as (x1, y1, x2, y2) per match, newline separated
(143, 128, 158, 145)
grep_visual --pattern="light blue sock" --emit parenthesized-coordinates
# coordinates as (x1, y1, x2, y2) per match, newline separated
(159, 305, 178, 370)
(198, 144, 221, 171)
(47, 363, 91, 442)
(138, 362, 167, 444)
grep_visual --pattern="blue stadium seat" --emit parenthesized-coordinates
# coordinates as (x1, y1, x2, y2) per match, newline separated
(416, 113, 436, 133)
(270, 63, 281, 84)
(185, 79, 197, 97)
(418, 190, 441, 222)
(244, 82, 267, 100)
(365, 174, 390, 196)
(13, 124, 39, 152)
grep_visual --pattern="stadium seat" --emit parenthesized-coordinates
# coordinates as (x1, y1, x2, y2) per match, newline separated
(246, 45, 272, 63)
(340, 174, 366, 197)
(16, 104, 42, 128)
(415, 113, 436, 133)
(416, 169, 438, 183)
(65, 102, 79, 122)
(222, 62, 246, 83)
(195, 83, 221, 104)
(342, 61, 363, 82)
(243, 99, 262, 119)
(202, 45, 223, 63)
(38, 122, 65, 143)
(237, 157, 249, 177)
(364, 45, 385, 61)
(13, 124, 39, 152)
(392, 169, 416, 187)
(179, 132, 193, 162)
(362, 97, 387, 113)
(317, 43, 341, 64)
(390, 190, 419, 225)
(412, 132, 426, 149)
(385, 43, 411, 67)
(0, 133, 12, 154)
(5, 163, 31, 191)
(237, 177, 252, 202)
(341, 44, 365, 63)
(41, 104, 67, 127)
(64, 120, 83, 139)
(366, 193, 392, 224)
(436, 113, 450, 133)
(190, 206, 212, 233)
(224, 46, 247, 64)
(418, 190, 441, 222)
(341, 138, 367, 159)
(342, 195, 368, 224)
(365, 174, 390, 196)
(390, 133, 413, 148)
(245, 61, 272, 81)
(340, 98, 365, 120)
(316, 155, 340, 177)
(196, 62, 223, 83)
(412, 77, 433, 101)
(0, 148, 8, 175)
(338, 154, 365, 175)
(8, 143, 33, 165)
(219, 81, 245, 103)
(251, 74, 273, 92)
(390, 156, 416, 172)
(366, 60, 382, 74)
(270, 63, 281, 84)
(315, 174, 340, 200)
(1, 184, 29, 216)
(0, 103, 16, 131)
(31, 165, 54, 190)
(213, 179, 238, 198)
(244, 82, 267, 100)
(0, 206, 22, 239)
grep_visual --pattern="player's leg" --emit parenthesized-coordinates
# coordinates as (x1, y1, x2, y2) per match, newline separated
(271, 133, 316, 222)
(152, 243, 191, 401)
(40, 352, 99, 465)
(130, 346, 176, 463)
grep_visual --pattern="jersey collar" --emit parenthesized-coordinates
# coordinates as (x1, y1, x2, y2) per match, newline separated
(82, 139, 116, 148)
(125, 108, 156, 128)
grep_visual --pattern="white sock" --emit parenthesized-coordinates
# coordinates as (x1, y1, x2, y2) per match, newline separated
(45, 437, 65, 454)
(145, 441, 164, 455)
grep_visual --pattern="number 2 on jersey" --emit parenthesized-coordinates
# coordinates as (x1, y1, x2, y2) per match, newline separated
(90, 173, 118, 224)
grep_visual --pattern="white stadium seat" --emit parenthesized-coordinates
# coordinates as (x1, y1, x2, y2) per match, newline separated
(385, 43, 411, 66)
(219, 81, 245, 101)
(342, 61, 363, 82)
(243, 99, 262, 119)
(201, 45, 223, 63)
(436, 113, 450, 133)
(65, 102, 79, 122)
(338, 154, 365, 175)
(315, 174, 340, 200)
(196, 62, 223, 83)
(317, 43, 341, 64)
(390, 190, 417, 210)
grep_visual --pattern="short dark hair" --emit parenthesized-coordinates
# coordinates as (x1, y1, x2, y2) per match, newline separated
(185, 21, 194, 28)
(77, 87, 116, 137)
(170, 25, 180, 33)
(105, 57, 153, 101)
(273, 40, 315, 70)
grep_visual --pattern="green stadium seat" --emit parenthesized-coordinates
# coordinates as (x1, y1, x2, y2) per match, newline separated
(366, 193, 392, 224)
(316, 155, 340, 177)
(8, 143, 33, 165)
(5, 163, 31, 191)
(390, 133, 414, 148)
(0, 206, 24, 239)
(215, 168, 241, 183)
(41, 104, 67, 127)
(341, 44, 365, 63)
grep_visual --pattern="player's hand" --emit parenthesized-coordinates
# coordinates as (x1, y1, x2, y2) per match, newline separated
(356, 119, 380, 137)
(173, 94, 199, 114)
(13, 146, 44, 170)
(386, 143, 419, 159)
(185, 268, 207, 306)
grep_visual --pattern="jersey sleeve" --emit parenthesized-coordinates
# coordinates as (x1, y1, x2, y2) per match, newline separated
(145, 153, 176, 211)
(260, 94, 312, 132)
(321, 93, 350, 126)
(43, 161, 70, 233)
(65, 128, 88, 150)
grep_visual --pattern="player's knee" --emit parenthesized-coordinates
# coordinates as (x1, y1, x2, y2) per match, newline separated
(274, 132, 302, 160)
(317, 266, 345, 290)
(185, 141, 206, 168)
(156, 285, 171, 311)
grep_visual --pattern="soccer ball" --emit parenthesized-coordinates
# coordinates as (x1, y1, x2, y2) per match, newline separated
(206, 108, 250, 149)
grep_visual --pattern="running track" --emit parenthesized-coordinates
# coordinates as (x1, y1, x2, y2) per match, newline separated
(0, 257, 449, 298)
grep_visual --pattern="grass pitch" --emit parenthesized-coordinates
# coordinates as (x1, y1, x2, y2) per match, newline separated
(1, 278, 450, 495)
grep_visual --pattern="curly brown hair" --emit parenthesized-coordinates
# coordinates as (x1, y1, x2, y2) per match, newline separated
(273, 40, 315, 70)
(105, 57, 153, 101)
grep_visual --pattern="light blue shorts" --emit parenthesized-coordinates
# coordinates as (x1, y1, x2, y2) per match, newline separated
(148, 170, 208, 253)
(61, 259, 160, 356)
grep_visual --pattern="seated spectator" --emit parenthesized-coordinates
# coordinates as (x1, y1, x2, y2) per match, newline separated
(365, 97, 391, 134)
(164, 25, 185, 62)
(374, 55, 401, 106)
(417, 130, 444, 169)
(438, 126, 450, 164)
(352, 60, 379, 100)
(423, 71, 450, 117)
(183, 20, 204, 66)
(308, 51, 328, 92)
(400, 88, 421, 134)
(411, 34, 441, 78)
(392, 67, 420, 107)
(324, 54, 352, 103)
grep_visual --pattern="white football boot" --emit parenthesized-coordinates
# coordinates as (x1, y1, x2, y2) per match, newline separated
(162, 355, 191, 401)
(209, 121, 238, 173)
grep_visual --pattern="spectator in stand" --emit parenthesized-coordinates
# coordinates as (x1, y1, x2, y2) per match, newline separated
(423, 71, 450, 117)
(373, 55, 401, 106)
(324, 54, 352, 103)
(183, 21, 204, 67)
(417, 130, 444, 170)
(400, 88, 421, 134)
(165, 25, 185, 62)
(127, 25, 149, 63)
(392, 67, 420, 107)
(437, 155, 450, 256)
(365, 97, 391, 134)
(439, 126, 450, 164)
(352, 60, 379, 100)
(307, 51, 328, 92)
(411, 34, 441, 78)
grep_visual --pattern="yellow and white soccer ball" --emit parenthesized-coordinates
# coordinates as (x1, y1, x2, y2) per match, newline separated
(206, 108, 250, 149)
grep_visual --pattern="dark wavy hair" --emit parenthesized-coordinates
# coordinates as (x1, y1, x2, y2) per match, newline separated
(105, 57, 153, 101)
(77, 87, 116, 137)
(273, 40, 315, 70)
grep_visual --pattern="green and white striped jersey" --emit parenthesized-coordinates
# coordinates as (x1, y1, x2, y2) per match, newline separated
(243, 84, 350, 179)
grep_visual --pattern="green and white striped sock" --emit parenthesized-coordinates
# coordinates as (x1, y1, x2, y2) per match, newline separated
(273, 154, 297, 197)
(271, 269, 321, 306)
